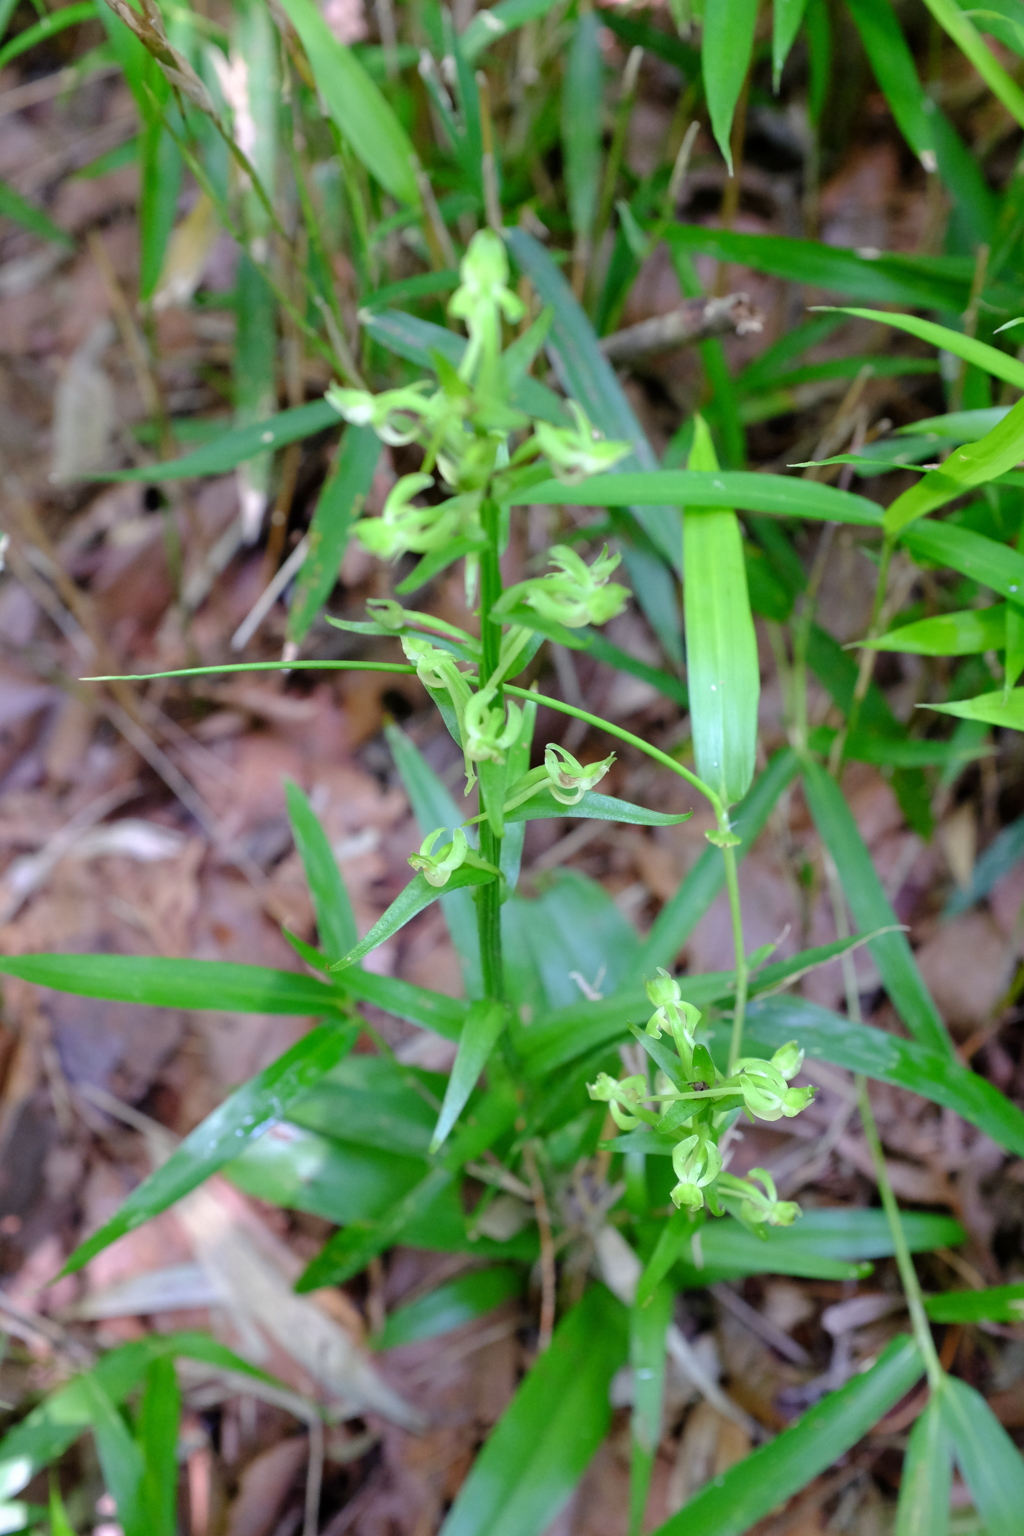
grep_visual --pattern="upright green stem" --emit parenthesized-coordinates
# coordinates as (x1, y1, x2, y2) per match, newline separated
(723, 842, 748, 1072)
(477, 497, 506, 1002)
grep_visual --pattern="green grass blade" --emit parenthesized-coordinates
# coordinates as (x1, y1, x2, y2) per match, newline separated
(629, 1281, 673, 1536)
(0, 4, 97, 70)
(703, 0, 758, 170)
(830, 306, 1024, 392)
(332, 866, 496, 972)
(885, 395, 1024, 533)
(929, 687, 1024, 730)
(901, 519, 1024, 603)
(683, 418, 760, 807)
(439, 1286, 628, 1536)
(62, 1021, 355, 1275)
(0, 178, 72, 247)
(287, 426, 380, 644)
(895, 1396, 951, 1536)
(944, 810, 1024, 916)
(562, 10, 603, 247)
(651, 1336, 923, 1535)
(746, 995, 1024, 1155)
(277, 0, 420, 203)
(925, 1283, 1024, 1323)
(386, 724, 484, 996)
(921, 0, 1024, 129)
(867, 605, 1007, 656)
(773, 0, 809, 86)
(97, 400, 339, 482)
(137, 1358, 180, 1536)
(430, 1000, 505, 1151)
(374, 1268, 524, 1350)
(81, 1377, 145, 1536)
(285, 779, 357, 960)
(505, 470, 883, 524)
(49, 1482, 77, 1536)
(802, 759, 950, 1055)
(459, 0, 562, 62)
(334, 968, 469, 1039)
(634, 748, 799, 977)
(0, 954, 342, 1015)
(940, 1375, 1024, 1536)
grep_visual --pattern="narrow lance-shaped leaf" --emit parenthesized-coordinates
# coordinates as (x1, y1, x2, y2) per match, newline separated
(330, 866, 497, 972)
(276, 0, 420, 204)
(503, 788, 692, 826)
(773, 0, 809, 87)
(562, 10, 603, 247)
(940, 1375, 1024, 1536)
(439, 1286, 629, 1536)
(929, 688, 1024, 731)
(505, 469, 883, 525)
(285, 778, 357, 960)
(925, 1282, 1024, 1324)
(884, 393, 1024, 533)
(0, 953, 343, 1016)
(0, 178, 72, 247)
(920, 0, 1024, 130)
(374, 1268, 525, 1350)
(430, 1000, 506, 1152)
(703, 0, 758, 170)
(650, 1336, 923, 1536)
(82, 1376, 146, 1536)
(629, 1281, 673, 1536)
(287, 425, 380, 644)
(825, 306, 1024, 392)
(137, 1357, 181, 1536)
(297, 1166, 455, 1291)
(62, 1021, 356, 1275)
(1006, 601, 1024, 691)
(96, 399, 340, 482)
(895, 1396, 952, 1536)
(900, 520, 1024, 605)
(945, 809, 1024, 917)
(683, 417, 760, 808)
(867, 605, 1008, 656)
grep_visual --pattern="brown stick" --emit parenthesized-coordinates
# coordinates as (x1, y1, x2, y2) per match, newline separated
(599, 293, 762, 366)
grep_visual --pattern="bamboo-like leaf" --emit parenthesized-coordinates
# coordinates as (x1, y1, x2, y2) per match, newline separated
(287, 426, 380, 644)
(901, 520, 1024, 604)
(920, 0, 1024, 129)
(867, 605, 1007, 656)
(683, 418, 760, 807)
(828, 307, 1024, 392)
(98, 400, 339, 482)
(651, 1337, 923, 1535)
(276, 0, 420, 203)
(940, 1375, 1024, 1536)
(503, 789, 692, 826)
(331, 866, 497, 972)
(802, 759, 950, 1054)
(137, 1357, 180, 1536)
(374, 1267, 524, 1350)
(336, 964, 470, 1041)
(702, 0, 758, 170)
(929, 688, 1024, 730)
(745, 994, 1024, 1155)
(0, 953, 342, 1015)
(895, 1396, 951, 1536)
(285, 779, 357, 960)
(629, 1281, 673, 1536)
(62, 1021, 355, 1274)
(505, 469, 883, 525)
(925, 1283, 1024, 1323)
(773, 0, 809, 86)
(897, 406, 1011, 442)
(430, 1000, 506, 1152)
(438, 1286, 628, 1536)
(884, 395, 1024, 533)
(562, 11, 603, 245)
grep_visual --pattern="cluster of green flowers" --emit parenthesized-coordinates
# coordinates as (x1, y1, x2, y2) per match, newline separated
(588, 970, 815, 1228)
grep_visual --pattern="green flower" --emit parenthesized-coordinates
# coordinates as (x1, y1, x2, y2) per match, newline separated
(408, 827, 469, 888)
(725, 1168, 801, 1227)
(670, 1129, 723, 1212)
(499, 543, 629, 630)
(448, 230, 524, 387)
(327, 381, 440, 446)
(644, 969, 702, 1065)
(587, 1071, 649, 1130)
(732, 1059, 815, 1122)
(770, 1041, 804, 1082)
(464, 690, 524, 764)
(543, 742, 615, 804)
(533, 400, 631, 485)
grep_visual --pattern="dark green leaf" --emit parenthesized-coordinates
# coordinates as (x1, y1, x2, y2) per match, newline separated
(925, 1283, 1024, 1324)
(439, 1287, 628, 1536)
(629, 1281, 673, 1536)
(285, 779, 357, 960)
(297, 1167, 456, 1290)
(332, 866, 495, 972)
(81, 1376, 145, 1536)
(431, 1001, 506, 1151)
(505, 470, 883, 525)
(650, 1336, 923, 1535)
(868, 605, 1007, 657)
(0, 5, 97, 72)
(137, 1358, 180, 1536)
(459, 0, 562, 61)
(62, 1022, 356, 1274)
(703, 0, 758, 170)
(0, 954, 342, 1016)
(885, 395, 1024, 533)
(287, 426, 381, 644)
(334, 967, 469, 1041)
(896, 1396, 951, 1536)
(374, 1267, 524, 1350)
(562, 12, 602, 243)
(940, 1375, 1024, 1536)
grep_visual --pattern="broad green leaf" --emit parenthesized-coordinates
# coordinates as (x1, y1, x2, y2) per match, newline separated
(703, 0, 758, 170)
(868, 605, 1007, 656)
(773, 0, 809, 86)
(845, 0, 996, 238)
(430, 1000, 506, 1151)
(745, 994, 1024, 1155)
(925, 1283, 1024, 1323)
(505, 470, 883, 525)
(287, 425, 380, 643)
(929, 687, 1024, 730)
(0, 1334, 267, 1501)
(0, 4, 97, 71)
(459, 0, 562, 61)
(629, 1281, 673, 1536)
(634, 748, 799, 978)
(288, 1054, 443, 1158)
(276, 0, 419, 203)
(940, 1374, 1024, 1536)
(945, 810, 1024, 916)
(895, 1397, 951, 1536)
(285, 779, 357, 960)
(504, 868, 641, 1013)
(81, 1376, 145, 1536)
(0, 954, 342, 1016)
(373, 1267, 524, 1350)
(62, 1022, 356, 1275)
(802, 759, 950, 1055)
(96, 400, 339, 482)
(665, 226, 974, 311)
(901, 520, 1024, 604)
(0, 179, 72, 247)
(439, 1286, 628, 1536)
(385, 724, 483, 995)
(920, 0, 1024, 129)
(229, 1126, 428, 1225)
(330, 866, 496, 972)
(683, 418, 760, 807)
(885, 395, 1024, 533)
(297, 1166, 456, 1290)
(562, 11, 602, 244)
(651, 1336, 923, 1536)
(137, 1358, 180, 1536)
(503, 789, 692, 826)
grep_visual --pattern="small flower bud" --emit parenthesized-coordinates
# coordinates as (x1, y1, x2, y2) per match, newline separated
(543, 742, 615, 805)
(770, 1041, 804, 1082)
(408, 827, 469, 888)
